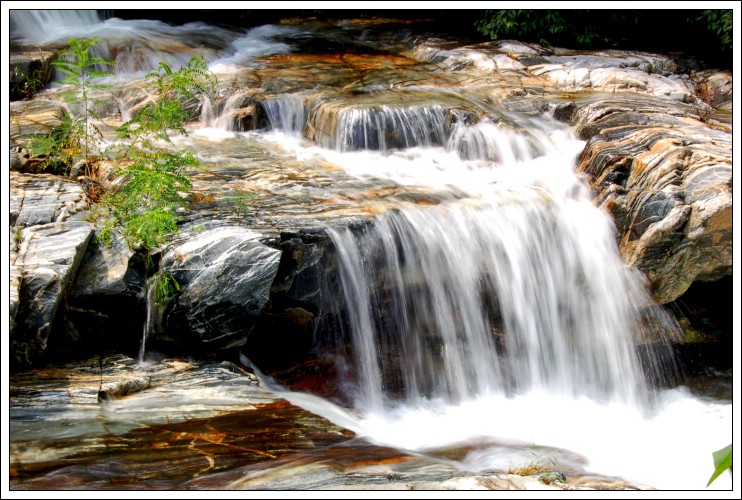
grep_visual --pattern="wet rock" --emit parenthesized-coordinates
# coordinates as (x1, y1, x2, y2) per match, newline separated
(270, 231, 334, 307)
(9, 355, 350, 489)
(11, 221, 95, 367)
(9, 99, 67, 147)
(10, 50, 56, 101)
(66, 231, 149, 354)
(9, 354, 651, 491)
(98, 376, 151, 401)
(10, 171, 88, 227)
(575, 96, 732, 303)
(158, 223, 282, 351)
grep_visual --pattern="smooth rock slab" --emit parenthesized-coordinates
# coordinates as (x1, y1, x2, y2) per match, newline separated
(11, 221, 94, 366)
(9, 99, 67, 146)
(9, 355, 647, 491)
(10, 171, 88, 228)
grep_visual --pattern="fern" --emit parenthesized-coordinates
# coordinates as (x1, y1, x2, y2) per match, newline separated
(24, 39, 221, 252)
(147, 269, 181, 305)
(99, 55, 216, 251)
(50, 37, 114, 177)
(27, 114, 83, 174)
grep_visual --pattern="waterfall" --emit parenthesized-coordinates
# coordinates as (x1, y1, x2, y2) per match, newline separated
(201, 92, 254, 131)
(9, 10, 102, 44)
(326, 113, 678, 412)
(318, 104, 449, 151)
(260, 95, 308, 137)
(138, 277, 161, 365)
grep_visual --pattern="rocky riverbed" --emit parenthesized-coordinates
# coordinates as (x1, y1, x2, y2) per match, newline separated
(7, 12, 734, 491)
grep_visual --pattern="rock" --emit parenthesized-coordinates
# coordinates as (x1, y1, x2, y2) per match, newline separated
(526, 51, 693, 101)
(11, 221, 95, 366)
(9, 246, 23, 334)
(97, 376, 151, 401)
(71, 230, 145, 298)
(10, 50, 56, 101)
(9, 355, 352, 490)
(270, 231, 334, 307)
(10, 171, 88, 227)
(691, 69, 732, 111)
(66, 230, 149, 354)
(9, 99, 67, 146)
(158, 223, 282, 351)
(574, 96, 732, 303)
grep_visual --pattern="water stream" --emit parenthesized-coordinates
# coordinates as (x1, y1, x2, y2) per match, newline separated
(9, 11, 733, 490)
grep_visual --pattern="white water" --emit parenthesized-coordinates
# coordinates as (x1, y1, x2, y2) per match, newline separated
(138, 277, 160, 366)
(252, 109, 731, 490)
(9, 9, 103, 44)
(12, 10, 733, 490)
(9, 11, 298, 81)
(323, 114, 673, 409)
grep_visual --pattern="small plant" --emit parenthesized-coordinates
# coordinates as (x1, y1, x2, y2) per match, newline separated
(96, 55, 216, 251)
(28, 38, 114, 179)
(707, 444, 732, 487)
(26, 37, 218, 253)
(13, 226, 23, 247)
(11, 53, 52, 100)
(148, 270, 181, 305)
(225, 190, 256, 217)
(508, 452, 560, 477)
(27, 114, 83, 174)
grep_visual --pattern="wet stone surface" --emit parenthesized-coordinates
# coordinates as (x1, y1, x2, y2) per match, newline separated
(9, 355, 648, 491)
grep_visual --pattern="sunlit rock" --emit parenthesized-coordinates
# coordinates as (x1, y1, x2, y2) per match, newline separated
(158, 223, 281, 350)
(9, 99, 67, 148)
(11, 221, 94, 366)
(574, 96, 732, 303)
(10, 171, 88, 227)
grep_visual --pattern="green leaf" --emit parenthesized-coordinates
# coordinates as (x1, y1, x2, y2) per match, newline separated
(707, 444, 732, 487)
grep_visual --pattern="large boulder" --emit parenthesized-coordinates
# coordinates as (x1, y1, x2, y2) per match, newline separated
(10, 172, 94, 367)
(11, 221, 95, 366)
(157, 223, 282, 351)
(572, 95, 732, 303)
(66, 230, 149, 353)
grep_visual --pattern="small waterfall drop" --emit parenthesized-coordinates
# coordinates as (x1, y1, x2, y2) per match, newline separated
(260, 95, 307, 137)
(138, 277, 162, 365)
(326, 113, 678, 412)
(317, 103, 449, 151)
(8, 12, 727, 489)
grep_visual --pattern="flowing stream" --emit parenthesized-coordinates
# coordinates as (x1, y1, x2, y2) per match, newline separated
(10, 11, 733, 490)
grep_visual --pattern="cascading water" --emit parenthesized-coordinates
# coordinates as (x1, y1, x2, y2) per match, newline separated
(260, 95, 308, 137)
(12, 11, 731, 490)
(328, 104, 449, 151)
(325, 114, 675, 412)
(9, 9, 103, 44)
(138, 277, 161, 366)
